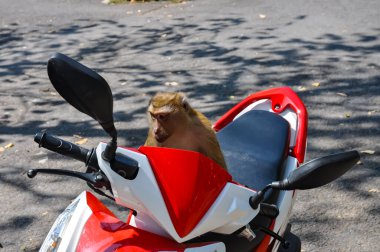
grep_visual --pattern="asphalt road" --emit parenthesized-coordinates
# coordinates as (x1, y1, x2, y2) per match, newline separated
(0, 0, 379, 251)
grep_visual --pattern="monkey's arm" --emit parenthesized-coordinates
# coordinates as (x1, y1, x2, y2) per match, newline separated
(197, 131, 228, 170)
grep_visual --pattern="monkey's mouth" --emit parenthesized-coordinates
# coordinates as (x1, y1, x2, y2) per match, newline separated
(154, 134, 168, 143)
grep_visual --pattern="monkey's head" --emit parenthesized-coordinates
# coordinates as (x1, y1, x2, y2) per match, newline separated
(147, 92, 191, 143)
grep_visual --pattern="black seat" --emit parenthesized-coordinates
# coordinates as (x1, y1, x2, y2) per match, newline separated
(217, 110, 290, 193)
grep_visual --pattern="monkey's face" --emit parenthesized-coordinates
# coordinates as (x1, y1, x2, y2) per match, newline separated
(149, 111, 181, 143)
(148, 92, 190, 143)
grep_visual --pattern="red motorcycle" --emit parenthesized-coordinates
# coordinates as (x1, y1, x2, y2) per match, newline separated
(28, 53, 360, 251)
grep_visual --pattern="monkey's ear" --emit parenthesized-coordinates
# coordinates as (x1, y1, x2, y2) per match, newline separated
(183, 99, 190, 112)
(178, 92, 190, 111)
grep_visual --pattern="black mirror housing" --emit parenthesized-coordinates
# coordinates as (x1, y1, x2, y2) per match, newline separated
(272, 150, 360, 190)
(47, 53, 117, 139)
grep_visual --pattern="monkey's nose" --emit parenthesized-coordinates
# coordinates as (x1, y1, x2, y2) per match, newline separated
(153, 128, 159, 134)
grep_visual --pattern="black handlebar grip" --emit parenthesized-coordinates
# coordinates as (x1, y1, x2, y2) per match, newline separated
(34, 132, 90, 163)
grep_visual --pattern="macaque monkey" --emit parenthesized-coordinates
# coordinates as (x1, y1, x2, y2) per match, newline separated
(144, 92, 228, 170)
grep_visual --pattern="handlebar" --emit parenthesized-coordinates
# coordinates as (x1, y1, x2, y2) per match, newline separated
(34, 132, 90, 164)
(31, 131, 137, 190)
(30, 132, 109, 194)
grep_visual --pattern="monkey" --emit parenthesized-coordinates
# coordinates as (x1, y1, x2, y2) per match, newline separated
(144, 92, 228, 170)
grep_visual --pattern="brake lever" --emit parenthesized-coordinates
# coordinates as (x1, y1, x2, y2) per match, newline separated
(27, 168, 110, 189)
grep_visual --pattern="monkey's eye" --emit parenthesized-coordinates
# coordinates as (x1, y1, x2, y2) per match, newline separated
(157, 114, 169, 121)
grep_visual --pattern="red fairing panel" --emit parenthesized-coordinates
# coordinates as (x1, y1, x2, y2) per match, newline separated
(213, 87, 308, 163)
(77, 192, 212, 251)
(138, 146, 232, 238)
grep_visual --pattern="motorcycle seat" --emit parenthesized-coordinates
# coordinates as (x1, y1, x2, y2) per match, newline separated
(216, 109, 290, 197)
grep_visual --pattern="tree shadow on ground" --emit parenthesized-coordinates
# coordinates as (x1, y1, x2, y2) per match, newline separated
(0, 13, 379, 244)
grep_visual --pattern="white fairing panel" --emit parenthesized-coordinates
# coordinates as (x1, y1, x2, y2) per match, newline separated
(96, 144, 174, 238)
(185, 183, 259, 238)
(56, 192, 92, 252)
(96, 144, 259, 242)
(280, 109, 298, 147)
(234, 99, 273, 118)
(272, 157, 298, 236)
(129, 211, 171, 239)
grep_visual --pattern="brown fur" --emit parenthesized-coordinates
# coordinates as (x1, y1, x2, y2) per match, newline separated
(144, 92, 228, 170)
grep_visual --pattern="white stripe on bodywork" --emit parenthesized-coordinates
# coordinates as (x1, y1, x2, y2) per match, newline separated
(57, 192, 93, 252)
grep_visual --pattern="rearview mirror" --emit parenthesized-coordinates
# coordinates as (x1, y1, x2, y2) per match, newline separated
(271, 150, 360, 190)
(47, 53, 117, 139)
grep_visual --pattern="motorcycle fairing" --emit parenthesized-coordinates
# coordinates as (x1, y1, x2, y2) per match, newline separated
(96, 144, 259, 243)
(138, 146, 232, 238)
(76, 191, 226, 252)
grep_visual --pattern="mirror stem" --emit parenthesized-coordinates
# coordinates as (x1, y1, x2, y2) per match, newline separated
(102, 138, 117, 162)
(249, 185, 271, 210)
(270, 180, 289, 190)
